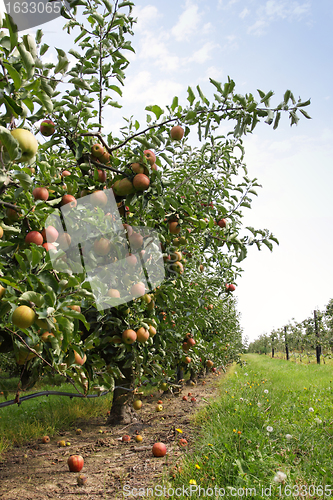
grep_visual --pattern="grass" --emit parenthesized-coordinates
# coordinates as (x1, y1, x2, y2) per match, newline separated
(0, 379, 112, 458)
(165, 354, 333, 499)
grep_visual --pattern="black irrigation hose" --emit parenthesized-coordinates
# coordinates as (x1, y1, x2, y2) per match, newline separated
(0, 386, 134, 409)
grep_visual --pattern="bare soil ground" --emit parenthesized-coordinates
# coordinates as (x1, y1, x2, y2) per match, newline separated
(0, 371, 224, 500)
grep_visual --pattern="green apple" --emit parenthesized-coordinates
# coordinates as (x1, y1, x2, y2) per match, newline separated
(11, 129, 38, 162)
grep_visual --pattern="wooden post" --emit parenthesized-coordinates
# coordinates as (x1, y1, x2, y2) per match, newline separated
(284, 326, 289, 361)
(314, 310, 321, 365)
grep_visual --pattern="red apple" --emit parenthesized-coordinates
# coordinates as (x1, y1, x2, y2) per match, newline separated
(130, 282, 145, 296)
(90, 190, 108, 207)
(122, 435, 131, 442)
(61, 195, 77, 208)
(133, 173, 150, 191)
(143, 150, 156, 165)
(122, 329, 137, 344)
(217, 219, 227, 228)
(93, 237, 111, 256)
(227, 283, 236, 292)
(178, 438, 188, 447)
(67, 455, 84, 472)
(123, 224, 133, 236)
(129, 232, 144, 250)
(136, 327, 149, 343)
(168, 221, 181, 234)
(41, 225, 58, 243)
(32, 187, 49, 201)
(152, 442, 167, 457)
(97, 169, 107, 182)
(42, 435, 50, 443)
(74, 351, 87, 365)
(40, 119, 55, 137)
(43, 242, 57, 252)
(25, 231, 43, 246)
(191, 397, 197, 402)
(126, 253, 138, 267)
(131, 162, 145, 174)
(57, 232, 71, 250)
(91, 143, 105, 158)
(170, 125, 184, 141)
(182, 396, 188, 401)
(61, 170, 71, 178)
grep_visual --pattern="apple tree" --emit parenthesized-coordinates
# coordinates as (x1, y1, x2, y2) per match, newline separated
(0, 0, 311, 423)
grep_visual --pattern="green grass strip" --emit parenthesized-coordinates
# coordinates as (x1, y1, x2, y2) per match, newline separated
(166, 354, 333, 499)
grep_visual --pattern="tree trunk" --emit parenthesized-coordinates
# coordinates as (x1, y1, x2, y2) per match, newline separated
(106, 366, 140, 426)
(272, 348, 274, 358)
(176, 365, 184, 383)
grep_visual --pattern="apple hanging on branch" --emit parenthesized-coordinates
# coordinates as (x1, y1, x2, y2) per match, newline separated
(170, 125, 184, 141)
(11, 128, 38, 162)
(40, 119, 55, 137)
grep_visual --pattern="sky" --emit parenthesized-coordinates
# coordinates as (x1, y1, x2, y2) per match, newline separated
(2, 0, 333, 343)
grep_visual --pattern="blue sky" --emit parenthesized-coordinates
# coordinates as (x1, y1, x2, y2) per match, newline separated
(3, 0, 333, 342)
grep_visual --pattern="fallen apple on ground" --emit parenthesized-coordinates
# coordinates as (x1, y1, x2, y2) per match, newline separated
(133, 400, 142, 410)
(67, 455, 84, 472)
(152, 442, 167, 457)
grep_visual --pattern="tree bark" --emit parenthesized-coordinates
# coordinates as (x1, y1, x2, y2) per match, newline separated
(176, 365, 184, 383)
(106, 366, 141, 426)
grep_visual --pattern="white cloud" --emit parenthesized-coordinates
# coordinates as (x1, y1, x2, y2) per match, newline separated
(138, 34, 181, 72)
(171, 4, 202, 41)
(218, 0, 240, 8)
(132, 5, 163, 32)
(201, 22, 214, 35)
(122, 70, 184, 107)
(188, 42, 219, 64)
(239, 7, 250, 19)
(247, 1, 311, 36)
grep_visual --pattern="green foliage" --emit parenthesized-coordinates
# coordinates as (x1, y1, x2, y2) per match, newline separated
(0, 1, 311, 404)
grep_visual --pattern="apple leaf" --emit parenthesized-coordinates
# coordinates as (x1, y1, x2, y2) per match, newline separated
(187, 86, 195, 105)
(22, 34, 38, 61)
(18, 43, 35, 80)
(19, 291, 45, 308)
(145, 105, 164, 120)
(3, 94, 23, 117)
(3, 14, 18, 52)
(3, 63, 22, 90)
(171, 96, 178, 111)
(0, 126, 20, 161)
(14, 172, 33, 191)
(69, 78, 92, 91)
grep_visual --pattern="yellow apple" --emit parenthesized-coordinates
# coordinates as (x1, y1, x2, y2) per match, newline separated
(10, 129, 38, 162)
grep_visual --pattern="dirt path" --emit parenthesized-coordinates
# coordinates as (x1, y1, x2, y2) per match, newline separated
(0, 371, 225, 499)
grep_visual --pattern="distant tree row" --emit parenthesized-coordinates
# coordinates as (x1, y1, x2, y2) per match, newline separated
(247, 299, 333, 361)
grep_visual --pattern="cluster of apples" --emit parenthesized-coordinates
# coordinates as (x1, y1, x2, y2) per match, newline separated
(181, 333, 196, 364)
(121, 324, 157, 345)
(115, 149, 157, 197)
